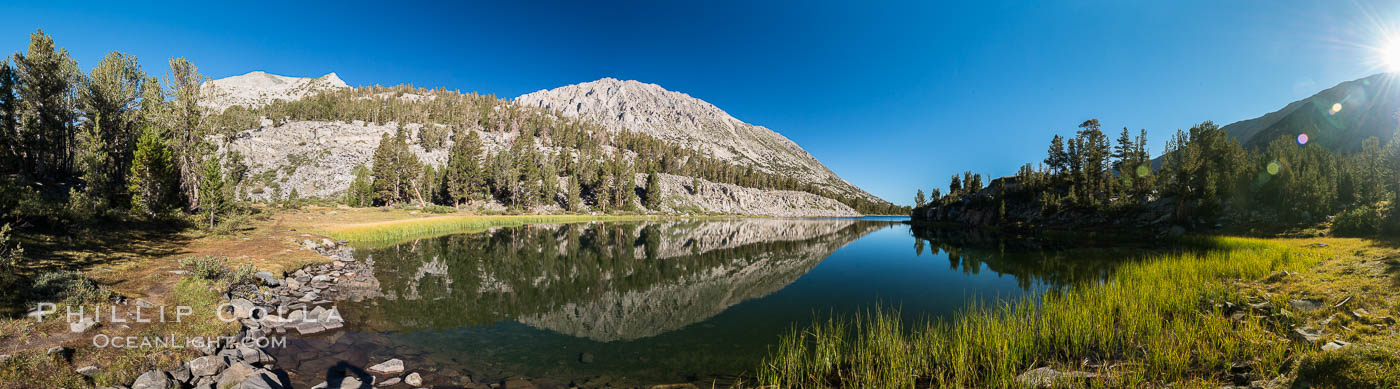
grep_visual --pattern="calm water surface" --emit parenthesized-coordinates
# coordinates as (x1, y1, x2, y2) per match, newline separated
(271, 218, 1125, 387)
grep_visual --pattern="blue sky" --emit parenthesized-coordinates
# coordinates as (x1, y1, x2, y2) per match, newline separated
(4, 1, 1398, 205)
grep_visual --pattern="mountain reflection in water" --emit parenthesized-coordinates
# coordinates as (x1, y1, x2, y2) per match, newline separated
(271, 219, 1132, 387)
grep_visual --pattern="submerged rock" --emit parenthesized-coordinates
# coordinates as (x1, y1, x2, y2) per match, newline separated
(368, 358, 404, 374)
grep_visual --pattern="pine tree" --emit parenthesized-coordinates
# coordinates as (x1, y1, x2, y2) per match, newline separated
(344, 164, 374, 207)
(392, 128, 422, 205)
(76, 114, 112, 211)
(371, 132, 400, 205)
(1045, 134, 1067, 174)
(511, 132, 539, 207)
(78, 51, 144, 204)
(0, 59, 18, 172)
(914, 189, 926, 208)
(13, 29, 79, 179)
(418, 164, 440, 206)
(444, 129, 484, 206)
(127, 125, 174, 216)
(491, 149, 519, 208)
(613, 155, 636, 211)
(197, 157, 226, 229)
(540, 154, 558, 206)
(166, 57, 206, 210)
(593, 158, 612, 212)
(567, 173, 582, 212)
(644, 168, 661, 210)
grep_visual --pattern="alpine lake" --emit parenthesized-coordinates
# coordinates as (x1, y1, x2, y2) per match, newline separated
(269, 217, 1147, 387)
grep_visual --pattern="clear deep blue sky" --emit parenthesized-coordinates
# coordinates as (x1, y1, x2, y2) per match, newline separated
(4, 1, 1398, 205)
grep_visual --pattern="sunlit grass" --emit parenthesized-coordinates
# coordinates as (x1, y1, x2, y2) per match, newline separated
(759, 236, 1313, 388)
(0, 277, 238, 388)
(326, 214, 666, 246)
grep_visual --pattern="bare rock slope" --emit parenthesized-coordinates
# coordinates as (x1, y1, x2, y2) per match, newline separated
(516, 78, 883, 205)
(207, 72, 869, 216)
(201, 71, 348, 111)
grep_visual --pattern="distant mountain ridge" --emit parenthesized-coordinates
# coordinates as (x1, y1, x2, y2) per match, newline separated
(1222, 72, 1400, 151)
(200, 72, 885, 215)
(515, 78, 886, 206)
(200, 71, 348, 112)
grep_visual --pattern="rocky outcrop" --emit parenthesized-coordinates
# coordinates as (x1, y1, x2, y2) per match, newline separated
(645, 173, 858, 217)
(219, 120, 459, 201)
(219, 119, 856, 216)
(204, 72, 888, 215)
(516, 78, 884, 206)
(201, 71, 348, 112)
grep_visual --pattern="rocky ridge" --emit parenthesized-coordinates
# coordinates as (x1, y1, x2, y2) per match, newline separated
(201, 71, 348, 112)
(205, 72, 882, 216)
(220, 119, 858, 216)
(516, 78, 883, 205)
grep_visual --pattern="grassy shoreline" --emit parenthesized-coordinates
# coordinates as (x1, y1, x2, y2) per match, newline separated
(322, 213, 725, 247)
(757, 236, 1400, 388)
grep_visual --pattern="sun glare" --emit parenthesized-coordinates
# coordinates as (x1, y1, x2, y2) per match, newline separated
(1379, 38, 1400, 72)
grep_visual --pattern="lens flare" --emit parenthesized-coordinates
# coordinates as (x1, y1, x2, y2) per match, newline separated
(1297, 133, 1309, 145)
(1135, 165, 1149, 177)
(1382, 38, 1400, 72)
(1330, 103, 1342, 115)
(1267, 161, 1280, 175)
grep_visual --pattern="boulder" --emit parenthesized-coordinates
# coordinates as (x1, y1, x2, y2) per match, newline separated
(75, 365, 99, 377)
(404, 372, 422, 386)
(255, 272, 281, 287)
(316, 375, 369, 389)
(234, 369, 285, 389)
(367, 358, 404, 374)
(170, 367, 192, 383)
(295, 321, 325, 335)
(230, 298, 257, 319)
(310, 306, 328, 321)
(70, 316, 98, 333)
(216, 362, 259, 388)
(1292, 327, 1323, 343)
(1321, 340, 1350, 351)
(377, 377, 401, 387)
(132, 370, 175, 389)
